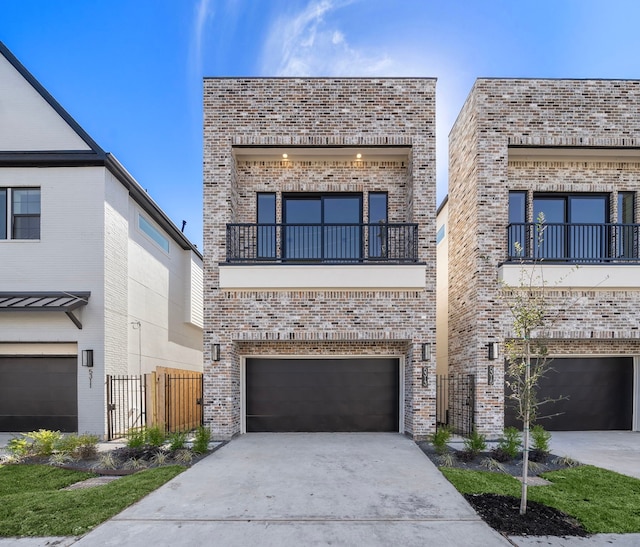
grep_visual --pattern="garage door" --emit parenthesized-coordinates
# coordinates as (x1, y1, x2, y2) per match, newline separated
(246, 358, 399, 432)
(0, 356, 78, 432)
(505, 357, 633, 431)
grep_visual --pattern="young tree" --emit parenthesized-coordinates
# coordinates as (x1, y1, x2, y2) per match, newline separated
(502, 213, 552, 515)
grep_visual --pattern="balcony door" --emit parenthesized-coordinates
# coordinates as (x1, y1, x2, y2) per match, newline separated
(283, 194, 362, 261)
(533, 195, 608, 261)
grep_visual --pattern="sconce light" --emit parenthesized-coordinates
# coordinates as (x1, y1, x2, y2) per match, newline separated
(212, 343, 221, 362)
(421, 342, 431, 361)
(487, 364, 495, 385)
(421, 366, 429, 388)
(488, 342, 499, 361)
(82, 349, 94, 367)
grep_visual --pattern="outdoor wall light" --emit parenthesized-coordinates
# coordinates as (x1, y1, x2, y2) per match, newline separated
(488, 341, 499, 361)
(421, 342, 431, 361)
(212, 343, 221, 362)
(487, 364, 495, 385)
(356, 153, 362, 159)
(422, 366, 429, 388)
(82, 349, 94, 367)
(282, 153, 288, 159)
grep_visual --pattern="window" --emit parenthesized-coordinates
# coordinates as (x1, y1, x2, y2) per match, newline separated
(368, 192, 388, 258)
(139, 214, 169, 252)
(0, 187, 40, 240)
(257, 193, 276, 259)
(508, 191, 526, 256)
(618, 192, 636, 259)
(436, 225, 445, 245)
(533, 194, 608, 261)
(283, 193, 362, 261)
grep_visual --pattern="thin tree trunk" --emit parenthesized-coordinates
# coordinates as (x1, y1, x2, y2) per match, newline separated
(520, 344, 530, 515)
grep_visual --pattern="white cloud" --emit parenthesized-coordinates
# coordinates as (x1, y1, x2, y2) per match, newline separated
(262, 0, 398, 77)
(190, 0, 215, 76)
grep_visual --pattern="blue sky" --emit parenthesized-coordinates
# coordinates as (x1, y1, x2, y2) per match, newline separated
(3, 0, 640, 249)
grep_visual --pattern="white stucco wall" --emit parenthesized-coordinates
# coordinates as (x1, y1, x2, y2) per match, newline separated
(0, 54, 91, 151)
(436, 200, 448, 376)
(124, 187, 203, 374)
(0, 166, 107, 434)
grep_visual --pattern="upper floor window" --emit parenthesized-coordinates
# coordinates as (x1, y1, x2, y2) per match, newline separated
(436, 225, 445, 245)
(368, 192, 388, 258)
(138, 214, 170, 253)
(0, 187, 41, 240)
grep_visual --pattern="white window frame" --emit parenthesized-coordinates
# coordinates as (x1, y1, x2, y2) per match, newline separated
(138, 213, 170, 253)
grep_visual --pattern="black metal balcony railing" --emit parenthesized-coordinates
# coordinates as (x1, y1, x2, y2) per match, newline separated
(507, 223, 640, 263)
(226, 223, 419, 263)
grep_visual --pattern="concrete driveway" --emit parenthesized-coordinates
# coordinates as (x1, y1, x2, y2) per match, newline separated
(549, 430, 640, 479)
(72, 433, 508, 546)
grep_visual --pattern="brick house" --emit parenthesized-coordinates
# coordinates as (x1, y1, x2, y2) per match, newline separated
(203, 78, 436, 439)
(0, 42, 203, 436)
(446, 78, 640, 435)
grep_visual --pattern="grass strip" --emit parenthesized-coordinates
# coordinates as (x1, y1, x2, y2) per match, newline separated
(441, 465, 640, 534)
(0, 464, 184, 537)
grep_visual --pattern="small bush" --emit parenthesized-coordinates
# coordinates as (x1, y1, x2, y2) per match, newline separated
(480, 457, 506, 473)
(150, 450, 169, 466)
(430, 425, 452, 455)
(26, 429, 62, 456)
(168, 431, 187, 451)
(463, 428, 487, 457)
(75, 434, 100, 460)
(145, 426, 166, 448)
(173, 449, 193, 464)
(126, 428, 147, 449)
(492, 427, 522, 462)
(530, 424, 551, 454)
(7, 437, 30, 457)
(192, 426, 211, 454)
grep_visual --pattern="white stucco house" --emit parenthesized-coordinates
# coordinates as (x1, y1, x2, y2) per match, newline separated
(0, 42, 203, 436)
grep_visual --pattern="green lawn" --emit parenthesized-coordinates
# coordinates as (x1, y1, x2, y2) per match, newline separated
(0, 464, 185, 537)
(441, 465, 640, 534)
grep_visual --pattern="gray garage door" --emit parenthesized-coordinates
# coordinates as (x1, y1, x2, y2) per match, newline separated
(246, 358, 399, 432)
(0, 356, 78, 432)
(505, 357, 633, 431)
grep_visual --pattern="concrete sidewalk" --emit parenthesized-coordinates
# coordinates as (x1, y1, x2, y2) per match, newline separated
(70, 433, 509, 546)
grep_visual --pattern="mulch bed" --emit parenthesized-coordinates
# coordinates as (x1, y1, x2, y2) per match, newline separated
(417, 441, 589, 538)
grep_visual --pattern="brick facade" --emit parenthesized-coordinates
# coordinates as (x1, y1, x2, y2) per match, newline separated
(448, 79, 640, 435)
(203, 78, 436, 439)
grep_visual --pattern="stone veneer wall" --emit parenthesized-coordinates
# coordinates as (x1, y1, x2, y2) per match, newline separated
(448, 79, 640, 435)
(203, 78, 436, 439)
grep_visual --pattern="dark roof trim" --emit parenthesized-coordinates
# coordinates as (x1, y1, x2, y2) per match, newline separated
(436, 195, 448, 217)
(508, 144, 640, 150)
(204, 76, 437, 81)
(0, 151, 106, 167)
(0, 41, 105, 155)
(0, 291, 90, 330)
(105, 154, 202, 258)
(232, 144, 412, 149)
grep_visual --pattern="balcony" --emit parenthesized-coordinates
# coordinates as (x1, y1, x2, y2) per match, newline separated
(507, 223, 640, 264)
(226, 223, 419, 264)
(220, 223, 425, 290)
(501, 223, 640, 289)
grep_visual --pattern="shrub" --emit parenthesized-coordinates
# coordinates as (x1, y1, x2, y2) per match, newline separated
(430, 425, 452, 455)
(54, 434, 82, 456)
(462, 428, 487, 457)
(75, 434, 100, 460)
(492, 427, 522, 462)
(168, 431, 187, 451)
(126, 428, 147, 449)
(25, 429, 62, 456)
(7, 436, 30, 457)
(192, 426, 211, 454)
(145, 426, 165, 448)
(530, 424, 551, 453)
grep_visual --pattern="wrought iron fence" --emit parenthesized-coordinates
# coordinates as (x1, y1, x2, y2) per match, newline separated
(507, 222, 640, 263)
(436, 373, 475, 435)
(226, 222, 419, 263)
(106, 374, 146, 441)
